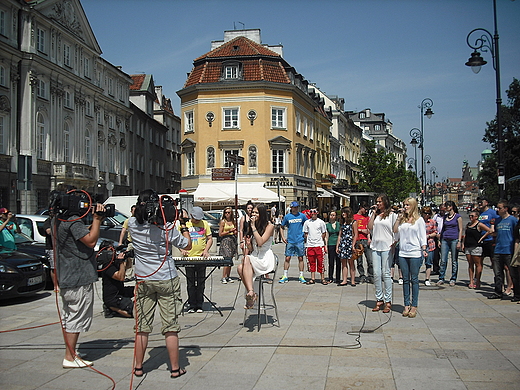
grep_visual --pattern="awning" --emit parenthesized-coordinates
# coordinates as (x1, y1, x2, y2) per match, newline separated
(329, 189, 350, 199)
(317, 187, 335, 198)
(192, 182, 285, 205)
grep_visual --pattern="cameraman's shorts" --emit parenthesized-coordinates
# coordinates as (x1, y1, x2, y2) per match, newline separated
(135, 276, 182, 335)
(60, 284, 94, 333)
(285, 242, 305, 257)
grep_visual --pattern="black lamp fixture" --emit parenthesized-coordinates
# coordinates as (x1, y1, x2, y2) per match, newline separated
(465, 0, 504, 199)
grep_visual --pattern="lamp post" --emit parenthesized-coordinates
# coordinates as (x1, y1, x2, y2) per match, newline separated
(424, 155, 431, 204)
(465, 0, 504, 199)
(409, 128, 422, 197)
(429, 166, 437, 205)
(418, 99, 434, 206)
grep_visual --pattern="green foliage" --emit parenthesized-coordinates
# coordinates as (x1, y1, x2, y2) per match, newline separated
(478, 78, 520, 202)
(359, 140, 420, 204)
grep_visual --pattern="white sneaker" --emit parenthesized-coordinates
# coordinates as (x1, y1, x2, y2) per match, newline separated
(220, 278, 227, 284)
(63, 357, 93, 368)
(398, 278, 403, 285)
(226, 277, 234, 283)
(424, 280, 432, 286)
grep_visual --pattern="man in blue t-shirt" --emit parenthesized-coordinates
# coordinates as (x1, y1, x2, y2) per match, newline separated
(279, 201, 308, 284)
(478, 197, 499, 263)
(488, 200, 517, 300)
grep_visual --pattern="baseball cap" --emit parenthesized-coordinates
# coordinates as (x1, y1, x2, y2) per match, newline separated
(0, 208, 8, 214)
(290, 201, 299, 208)
(190, 206, 204, 220)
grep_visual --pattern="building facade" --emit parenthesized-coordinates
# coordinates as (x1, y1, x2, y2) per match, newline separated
(177, 29, 332, 207)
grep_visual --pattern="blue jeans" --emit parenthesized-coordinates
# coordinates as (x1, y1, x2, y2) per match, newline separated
(399, 256, 423, 307)
(439, 239, 459, 282)
(371, 249, 393, 303)
(425, 250, 434, 269)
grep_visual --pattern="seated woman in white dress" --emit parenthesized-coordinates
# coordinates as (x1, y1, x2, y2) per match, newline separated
(237, 204, 275, 309)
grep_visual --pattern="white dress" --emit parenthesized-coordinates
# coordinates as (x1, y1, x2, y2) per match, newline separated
(248, 235, 276, 278)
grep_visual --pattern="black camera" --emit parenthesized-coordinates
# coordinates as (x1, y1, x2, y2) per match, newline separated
(142, 193, 177, 224)
(49, 190, 115, 218)
(97, 242, 133, 271)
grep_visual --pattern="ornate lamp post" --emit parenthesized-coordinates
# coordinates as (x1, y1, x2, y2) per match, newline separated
(424, 155, 431, 204)
(465, 0, 504, 199)
(429, 166, 437, 205)
(418, 99, 434, 206)
(409, 128, 422, 190)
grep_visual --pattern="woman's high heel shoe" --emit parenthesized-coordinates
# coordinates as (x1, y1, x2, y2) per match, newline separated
(383, 302, 392, 313)
(372, 301, 384, 312)
(244, 291, 257, 309)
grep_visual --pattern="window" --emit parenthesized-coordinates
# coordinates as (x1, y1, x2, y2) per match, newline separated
(185, 111, 194, 133)
(207, 146, 215, 168)
(85, 129, 91, 165)
(64, 123, 70, 162)
(85, 99, 92, 116)
(37, 79, 47, 98)
(0, 65, 5, 86)
(359, 112, 365, 119)
(0, 116, 4, 154)
(296, 112, 301, 134)
(224, 150, 239, 168)
(248, 145, 257, 168)
(223, 108, 239, 129)
(37, 113, 46, 159)
(63, 44, 71, 67)
(303, 117, 308, 137)
(108, 114, 114, 129)
(186, 151, 194, 176)
(0, 10, 6, 36)
(272, 150, 284, 173)
(37, 28, 46, 53)
(309, 121, 314, 140)
(64, 91, 72, 108)
(108, 77, 113, 96)
(84, 57, 90, 78)
(374, 124, 381, 131)
(271, 107, 286, 129)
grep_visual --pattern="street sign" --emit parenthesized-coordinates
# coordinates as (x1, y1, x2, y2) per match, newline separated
(226, 154, 244, 165)
(212, 167, 235, 181)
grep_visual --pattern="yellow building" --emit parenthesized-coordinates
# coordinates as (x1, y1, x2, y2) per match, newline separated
(177, 29, 331, 208)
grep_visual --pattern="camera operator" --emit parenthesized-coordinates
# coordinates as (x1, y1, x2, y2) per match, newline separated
(101, 244, 134, 318)
(129, 189, 192, 379)
(55, 202, 106, 369)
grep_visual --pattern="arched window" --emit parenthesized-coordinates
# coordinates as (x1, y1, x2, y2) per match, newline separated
(248, 145, 257, 168)
(37, 113, 46, 159)
(207, 146, 215, 168)
(85, 129, 91, 165)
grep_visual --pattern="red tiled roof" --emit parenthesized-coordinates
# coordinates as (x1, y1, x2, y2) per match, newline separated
(195, 36, 281, 61)
(184, 36, 290, 88)
(130, 74, 145, 90)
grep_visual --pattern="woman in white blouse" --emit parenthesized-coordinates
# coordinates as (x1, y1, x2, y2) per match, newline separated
(393, 197, 427, 318)
(368, 194, 397, 313)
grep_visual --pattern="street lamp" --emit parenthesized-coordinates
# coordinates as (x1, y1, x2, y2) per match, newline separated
(419, 99, 434, 206)
(465, 0, 504, 199)
(424, 155, 431, 203)
(430, 165, 437, 205)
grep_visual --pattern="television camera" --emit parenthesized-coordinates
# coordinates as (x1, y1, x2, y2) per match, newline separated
(49, 190, 115, 218)
(97, 241, 134, 271)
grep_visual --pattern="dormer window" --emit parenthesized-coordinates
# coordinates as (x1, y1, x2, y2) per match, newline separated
(222, 61, 242, 80)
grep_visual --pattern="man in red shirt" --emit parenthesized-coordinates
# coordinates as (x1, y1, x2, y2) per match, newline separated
(353, 203, 373, 283)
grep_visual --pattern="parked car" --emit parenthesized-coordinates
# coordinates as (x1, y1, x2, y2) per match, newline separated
(204, 209, 246, 243)
(15, 214, 48, 243)
(0, 248, 46, 300)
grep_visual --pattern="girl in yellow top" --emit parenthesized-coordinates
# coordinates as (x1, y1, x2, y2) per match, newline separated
(219, 207, 238, 283)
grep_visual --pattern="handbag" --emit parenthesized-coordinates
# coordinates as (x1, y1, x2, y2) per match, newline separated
(351, 242, 364, 261)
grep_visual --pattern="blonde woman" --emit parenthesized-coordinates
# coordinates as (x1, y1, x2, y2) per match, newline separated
(393, 198, 427, 318)
(219, 207, 237, 284)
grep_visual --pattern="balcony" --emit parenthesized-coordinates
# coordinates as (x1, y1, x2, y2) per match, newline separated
(53, 163, 97, 181)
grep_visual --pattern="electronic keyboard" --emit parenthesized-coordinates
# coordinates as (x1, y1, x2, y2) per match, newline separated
(173, 256, 233, 267)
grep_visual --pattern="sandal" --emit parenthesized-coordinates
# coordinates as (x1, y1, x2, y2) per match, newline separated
(372, 301, 384, 312)
(134, 367, 144, 377)
(244, 291, 257, 309)
(170, 367, 186, 379)
(321, 279, 329, 285)
(383, 302, 392, 313)
(306, 279, 316, 285)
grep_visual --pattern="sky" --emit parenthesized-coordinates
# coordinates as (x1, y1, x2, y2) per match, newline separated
(81, 0, 520, 181)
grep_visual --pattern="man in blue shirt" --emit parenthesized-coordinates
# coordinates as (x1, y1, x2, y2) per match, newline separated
(280, 201, 308, 283)
(478, 197, 498, 264)
(488, 200, 517, 300)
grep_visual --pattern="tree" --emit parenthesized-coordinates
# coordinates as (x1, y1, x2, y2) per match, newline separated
(479, 78, 520, 202)
(359, 140, 419, 204)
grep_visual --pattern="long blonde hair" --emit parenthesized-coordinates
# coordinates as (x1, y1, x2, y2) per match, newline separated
(400, 197, 421, 225)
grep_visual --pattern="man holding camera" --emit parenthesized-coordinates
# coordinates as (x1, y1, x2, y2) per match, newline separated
(56, 202, 106, 368)
(101, 243, 134, 318)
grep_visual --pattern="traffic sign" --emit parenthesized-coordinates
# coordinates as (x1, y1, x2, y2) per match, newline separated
(212, 167, 235, 181)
